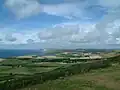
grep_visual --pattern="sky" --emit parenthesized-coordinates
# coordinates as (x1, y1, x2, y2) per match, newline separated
(0, 0, 120, 49)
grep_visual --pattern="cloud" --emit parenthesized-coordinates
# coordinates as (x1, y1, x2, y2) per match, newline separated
(38, 30, 53, 40)
(3, 21, 120, 46)
(1, 0, 120, 49)
(37, 21, 120, 47)
(11, 31, 40, 44)
(4, 0, 108, 20)
(5, 0, 41, 19)
(37, 22, 96, 45)
(0, 39, 2, 41)
(41, 0, 108, 20)
(93, 0, 120, 45)
(42, 2, 84, 19)
(98, 0, 120, 8)
(1, 20, 120, 49)
(26, 39, 35, 44)
(37, 22, 80, 40)
(5, 34, 17, 42)
(4, 0, 103, 20)
(0, 30, 40, 44)
(40, 0, 120, 21)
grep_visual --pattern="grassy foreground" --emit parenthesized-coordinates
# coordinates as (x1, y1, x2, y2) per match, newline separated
(21, 63, 120, 90)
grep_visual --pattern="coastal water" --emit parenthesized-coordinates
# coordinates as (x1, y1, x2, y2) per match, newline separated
(0, 49, 44, 58)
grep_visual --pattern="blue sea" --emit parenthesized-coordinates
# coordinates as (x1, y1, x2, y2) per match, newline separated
(0, 49, 45, 58)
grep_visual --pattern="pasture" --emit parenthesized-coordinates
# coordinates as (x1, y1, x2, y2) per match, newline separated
(21, 63, 120, 90)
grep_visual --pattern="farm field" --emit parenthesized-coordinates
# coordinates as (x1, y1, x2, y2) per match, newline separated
(0, 59, 71, 83)
(0, 60, 67, 75)
(0, 66, 57, 74)
(21, 63, 120, 90)
(0, 50, 118, 90)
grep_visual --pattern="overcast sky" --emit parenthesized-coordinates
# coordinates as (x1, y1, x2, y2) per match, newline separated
(0, 0, 120, 49)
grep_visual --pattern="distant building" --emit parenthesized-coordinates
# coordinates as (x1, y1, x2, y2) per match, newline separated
(16, 56, 33, 60)
(63, 52, 68, 54)
(83, 53, 92, 57)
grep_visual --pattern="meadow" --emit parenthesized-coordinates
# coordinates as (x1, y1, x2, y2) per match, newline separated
(0, 59, 66, 75)
(0, 52, 119, 90)
(21, 63, 120, 90)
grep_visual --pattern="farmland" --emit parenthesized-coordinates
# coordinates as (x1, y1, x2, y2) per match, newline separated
(0, 59, 68, 75)
(0, 49, 119, 90)
(21, 63, 120, 90)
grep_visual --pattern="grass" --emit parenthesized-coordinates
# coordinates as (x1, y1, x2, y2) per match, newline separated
(34, 62, 70, 67)
(0, 62, 58, 83)
(0, 66, 57, 75)
(0, 60, 63, 75)
(21, 63, 120, 90)
(0, 66, 13, 71)
(0, 61, 60, 75)
(0, 59, 33, 65)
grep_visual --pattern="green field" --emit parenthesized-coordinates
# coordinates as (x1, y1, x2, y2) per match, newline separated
(21, 63, 120, 90)
(0, 53, 119, 90)
(0, 59, 66, 88)
(0, 59, 33, 65)
(0, 58, 73, 77)
(0, 67, 55, 74)
(0, 61, 65, 75)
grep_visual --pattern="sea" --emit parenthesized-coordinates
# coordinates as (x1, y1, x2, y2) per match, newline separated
(0, 49, 45, 58)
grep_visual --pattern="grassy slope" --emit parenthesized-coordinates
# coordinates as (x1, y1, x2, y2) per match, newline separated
(0, 60, 65, 75)
(0, 66, 57, 75)
(21, 63, 120, 90)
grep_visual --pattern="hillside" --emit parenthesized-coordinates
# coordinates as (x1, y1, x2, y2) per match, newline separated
(21, 63, 120, 90)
